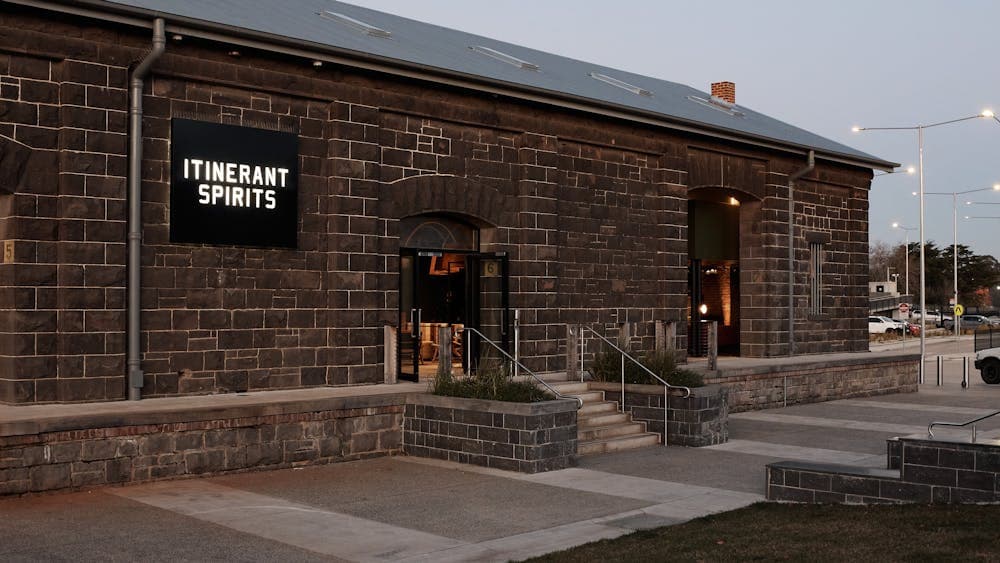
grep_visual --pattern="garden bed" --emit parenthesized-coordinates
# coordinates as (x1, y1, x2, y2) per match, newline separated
(403, 394, 578, 473)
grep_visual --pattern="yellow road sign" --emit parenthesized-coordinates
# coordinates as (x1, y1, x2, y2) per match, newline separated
(954, 304, 964, 317)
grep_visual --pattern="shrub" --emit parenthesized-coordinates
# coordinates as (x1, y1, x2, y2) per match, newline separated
(431, 354, 550, 403)
(590, 346, 704, 388)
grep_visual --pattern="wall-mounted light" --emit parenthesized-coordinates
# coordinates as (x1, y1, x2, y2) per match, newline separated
(171, 34, 183, 41)
(727, 196, 740, 206)
(228, 50, 241, 57)
(699, 304, 708, 315)
(312, 60, 323, 68)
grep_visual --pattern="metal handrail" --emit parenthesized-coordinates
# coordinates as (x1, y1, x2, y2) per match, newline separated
(928, 410, 1000, 443)
(462, 327, 583, 408)
(580, 326, 691, 447)
(580, 326, 692, 398)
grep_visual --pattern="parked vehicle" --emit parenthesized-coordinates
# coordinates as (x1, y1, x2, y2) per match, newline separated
(910, 309, 942, 322)
(944, 315, 991, 331)
(869, 316, 904, 335)
(974, 347, 1000, 384)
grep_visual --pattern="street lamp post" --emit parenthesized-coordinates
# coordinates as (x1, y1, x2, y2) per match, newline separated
(852, 110, 995, 383)
(921, 184, 1000, 337)
(891, 223, 917, 296)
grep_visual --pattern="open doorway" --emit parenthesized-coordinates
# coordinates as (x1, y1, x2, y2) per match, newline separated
(688, 195, 741, 356)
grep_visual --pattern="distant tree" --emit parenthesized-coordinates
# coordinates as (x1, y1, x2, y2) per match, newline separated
(884, 241, 1000, 311)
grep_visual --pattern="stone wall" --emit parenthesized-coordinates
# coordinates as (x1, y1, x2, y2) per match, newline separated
(0, 393, 404, 495)
(590, 382, 728, 447)
(403, 394, 577, 473)
(0, 8, 875, 403)
(768, 435, 1000, 504)
(705, 353, 919, 412)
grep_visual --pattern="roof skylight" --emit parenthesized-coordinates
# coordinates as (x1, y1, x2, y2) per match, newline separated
(319, 11, 392, 38)
(686, 95, 745, 117)
(589, 72, 652, 97)
(469, 45, 539, 71)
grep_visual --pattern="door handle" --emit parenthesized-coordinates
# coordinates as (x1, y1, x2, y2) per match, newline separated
(410, 309, 418, 338)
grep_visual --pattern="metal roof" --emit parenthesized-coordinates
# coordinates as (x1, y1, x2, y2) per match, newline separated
(52, 0, 894, 169)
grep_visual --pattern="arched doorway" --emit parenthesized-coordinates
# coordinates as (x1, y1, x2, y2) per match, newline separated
(398, 214, 509, 381)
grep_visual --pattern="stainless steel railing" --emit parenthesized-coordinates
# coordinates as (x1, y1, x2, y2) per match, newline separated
(462, 327, 582, 408)
(580, 326, 691, 445)
(928, 410, 1000, 443)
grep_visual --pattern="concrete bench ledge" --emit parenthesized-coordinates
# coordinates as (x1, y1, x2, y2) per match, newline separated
(0, 384, 426, 437)
(768, 460, 899, 480)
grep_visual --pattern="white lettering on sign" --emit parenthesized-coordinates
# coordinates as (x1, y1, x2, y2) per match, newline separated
(183, 158, 289, 210)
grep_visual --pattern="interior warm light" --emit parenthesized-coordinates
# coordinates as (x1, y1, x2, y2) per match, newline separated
(727, 196, 740, 206)
(993, 183, 1000, 190)
(699, 304, 708, 315)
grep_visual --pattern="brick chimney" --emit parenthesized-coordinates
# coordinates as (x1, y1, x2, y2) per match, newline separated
(711, 81, 736, 104)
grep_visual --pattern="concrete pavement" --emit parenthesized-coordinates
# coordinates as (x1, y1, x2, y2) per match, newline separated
(3, 344, 999, 561)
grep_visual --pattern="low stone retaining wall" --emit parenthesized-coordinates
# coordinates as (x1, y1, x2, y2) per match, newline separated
(0, 392, 405, 495)
(705, 353, 919, 412)
(768, 436, 1000, 504)
(403, 394, 578, 473)
(590, 383, 728, 447)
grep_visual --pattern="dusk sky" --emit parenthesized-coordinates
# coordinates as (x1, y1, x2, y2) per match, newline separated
(349, 0, 1000, 264)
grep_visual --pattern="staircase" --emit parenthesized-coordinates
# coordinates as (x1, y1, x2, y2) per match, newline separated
(537, 372, 660, 455)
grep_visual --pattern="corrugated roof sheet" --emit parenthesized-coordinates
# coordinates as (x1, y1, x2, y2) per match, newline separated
(90, 0, 890, 168)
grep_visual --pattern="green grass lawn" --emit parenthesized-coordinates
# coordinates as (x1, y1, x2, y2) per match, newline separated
(524, 503, 1000, 562)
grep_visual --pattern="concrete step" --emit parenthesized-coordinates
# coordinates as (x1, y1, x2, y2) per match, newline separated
(544, 381, 590, 394)
(536, 371, 573, 382)
(577, 411, 630, 428)
(566, 391, 605, 404)
(578, 433, 661, 456)
(578, 401, 618, 417)
(578, 421, 648, 442)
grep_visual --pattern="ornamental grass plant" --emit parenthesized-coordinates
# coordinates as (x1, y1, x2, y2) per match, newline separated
(431, 354, 549, 403)
(590, 341, 703, 388)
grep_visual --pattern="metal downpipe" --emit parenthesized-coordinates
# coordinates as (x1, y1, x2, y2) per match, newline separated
(127, 18, 165, 400)
(787, 151, 815, 357)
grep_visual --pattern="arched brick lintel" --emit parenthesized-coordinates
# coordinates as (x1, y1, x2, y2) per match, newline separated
(379, 174, 509, 228)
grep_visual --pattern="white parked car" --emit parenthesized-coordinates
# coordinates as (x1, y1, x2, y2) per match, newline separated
(868, 316, 904, 334)
(974, 347, 1000, 384)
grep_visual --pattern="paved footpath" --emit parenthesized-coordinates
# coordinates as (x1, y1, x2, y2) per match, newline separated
(3, 358, 999, 561)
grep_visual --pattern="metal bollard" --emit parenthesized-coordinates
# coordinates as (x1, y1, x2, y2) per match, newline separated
(936, 356, 944, 386)
(962, 357, 970, 389)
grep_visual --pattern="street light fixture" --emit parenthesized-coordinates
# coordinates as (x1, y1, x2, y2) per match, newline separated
(919, 183, 1000, 337)
(874, 166, 917, 178)
(852, 110, 995, 382)
(891, 222, 917, 296)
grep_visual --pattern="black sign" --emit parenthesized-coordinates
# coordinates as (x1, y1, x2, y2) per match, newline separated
(170, 119, 298, 248)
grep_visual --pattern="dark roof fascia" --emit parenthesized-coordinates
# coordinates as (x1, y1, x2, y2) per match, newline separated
(15, 0, 896, 172)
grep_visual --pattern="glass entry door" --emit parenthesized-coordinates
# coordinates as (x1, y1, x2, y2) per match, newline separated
(397, 250, 509, 381)
(398, 253, 421, 381)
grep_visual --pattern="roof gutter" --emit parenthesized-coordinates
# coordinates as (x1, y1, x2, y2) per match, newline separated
(15, 0, 895, 172)
(126, 17, 165, 400)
